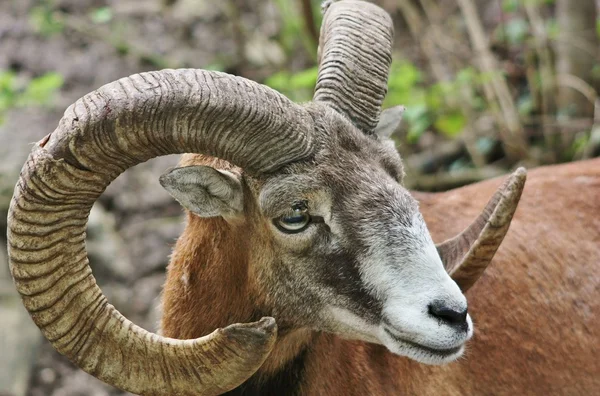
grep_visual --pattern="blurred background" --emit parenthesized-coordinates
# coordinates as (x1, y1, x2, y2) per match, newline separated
(0, 0, 598, 395)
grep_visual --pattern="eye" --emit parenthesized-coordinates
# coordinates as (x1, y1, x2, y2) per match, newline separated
(274, 202, 311, 233)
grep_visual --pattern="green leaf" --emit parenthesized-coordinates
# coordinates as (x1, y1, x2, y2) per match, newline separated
(264, 71, 291, 92)
(91, 7, 113, 24)
(502, 0, 519, 13)
(434, 112, 466, 138)
(273, 0, 304, 54)
(289, 66, 318, 89)
(425, 89, 444, 111)
(19, 72, 64, 106)
(204, 63, 225, 72)
(384, 60, 429, 108)
(572, 133, 589, 152)
(404, 105, 431, 143)
(592, 64, 600, 81)
(264, 68, 316, 102)
(387, 61, 422, 90)
(0, 70, 16, 93)
(0, 71, 17, 112)
(476, 137, 496, 155)
(545, 18, 559, 40)
(517, 94, 534, 116)
(456, 67, 477, 85)
(565, 132, 590, 160)
(479, 70, 500, 85)
(504, 18, 530, 45)
(29, 6, 64, 36)
(523, 0, 556, 5)
(449, 157, 472, 172)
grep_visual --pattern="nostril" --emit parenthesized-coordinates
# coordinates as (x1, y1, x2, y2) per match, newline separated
(428, 302, 468, 326)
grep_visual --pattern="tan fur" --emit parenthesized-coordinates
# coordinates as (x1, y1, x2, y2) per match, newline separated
(161, 155, 600, 394)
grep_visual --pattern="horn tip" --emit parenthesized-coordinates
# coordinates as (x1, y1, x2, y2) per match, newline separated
(513, 166, 527, 179)
(491, 166, 527, 226)
(256, 316, 277, 332)
(221, 317, 278, 340)
(321, 0, 337, 14)
(508, 167, 527, 192)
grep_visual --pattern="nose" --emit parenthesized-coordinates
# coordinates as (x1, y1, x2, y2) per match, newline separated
(428, 301, 468, 327)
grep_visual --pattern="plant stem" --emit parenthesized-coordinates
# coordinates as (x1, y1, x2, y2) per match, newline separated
(456, 0, 529, 160)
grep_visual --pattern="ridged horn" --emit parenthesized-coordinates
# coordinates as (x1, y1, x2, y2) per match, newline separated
(7, 69, 316, 395)
(437, 168, 527, 292)
(314, 0, 394, 134)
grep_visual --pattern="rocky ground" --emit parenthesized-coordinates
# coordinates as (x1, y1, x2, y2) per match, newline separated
(0, 0, 295, 395)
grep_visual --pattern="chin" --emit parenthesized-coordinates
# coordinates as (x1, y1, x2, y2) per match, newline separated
(386, 339, 466, 365)
(379, 327, 468, 365)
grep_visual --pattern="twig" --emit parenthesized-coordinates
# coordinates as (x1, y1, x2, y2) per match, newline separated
(397, 0, 487, 167)
(55, 11, 173, 69)
(419, 0, 488, 167)
(554, 0, 599, 119)
(397, 0, 425, 37)
(226, 0, 248, 71)
(555, 74, 598, 105)
(405, 140, 466, 174)
(521, 115, 593, 132)
(299, 0, 319, 46)
(404, 165, 507, 191)
(551, 37, 600, 62)
(523, 2, 556, 159)
(456, 0, 528, 160)
(582, 99, 600, 159)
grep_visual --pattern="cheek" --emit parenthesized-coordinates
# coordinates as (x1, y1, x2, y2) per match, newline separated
(258, 254, 329, 326)
(314, 252, 383, 320)
(246, 223, 279, 283)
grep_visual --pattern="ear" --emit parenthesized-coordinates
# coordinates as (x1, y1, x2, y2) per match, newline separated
(374, 105, 405, 139)
(159, 165, 244, 218)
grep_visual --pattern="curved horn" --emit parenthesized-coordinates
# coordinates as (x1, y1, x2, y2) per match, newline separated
(7, 69, 316, 395)
(437, 168, 527, 292)
(314, 0, 394, 134)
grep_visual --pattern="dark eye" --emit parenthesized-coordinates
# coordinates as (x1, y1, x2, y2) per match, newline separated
(275, 202, 311, 233)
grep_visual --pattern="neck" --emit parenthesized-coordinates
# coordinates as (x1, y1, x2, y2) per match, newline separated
(224, 330, 314, 396)
(160, 214, 314, 390)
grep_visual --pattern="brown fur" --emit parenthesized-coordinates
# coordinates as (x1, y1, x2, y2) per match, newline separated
(161, 156, 600, 395)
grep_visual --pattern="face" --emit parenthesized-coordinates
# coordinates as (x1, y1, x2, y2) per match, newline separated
(248, 109, 472, 365)
(161, 107, 472, 365)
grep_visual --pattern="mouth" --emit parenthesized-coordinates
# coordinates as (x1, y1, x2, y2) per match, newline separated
(383, 326, 464, 358)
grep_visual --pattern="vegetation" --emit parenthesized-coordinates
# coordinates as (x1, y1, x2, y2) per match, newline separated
(2, 0, 598, 190)
(0, 71, 63, 124)
(267, 0, 599, 189)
